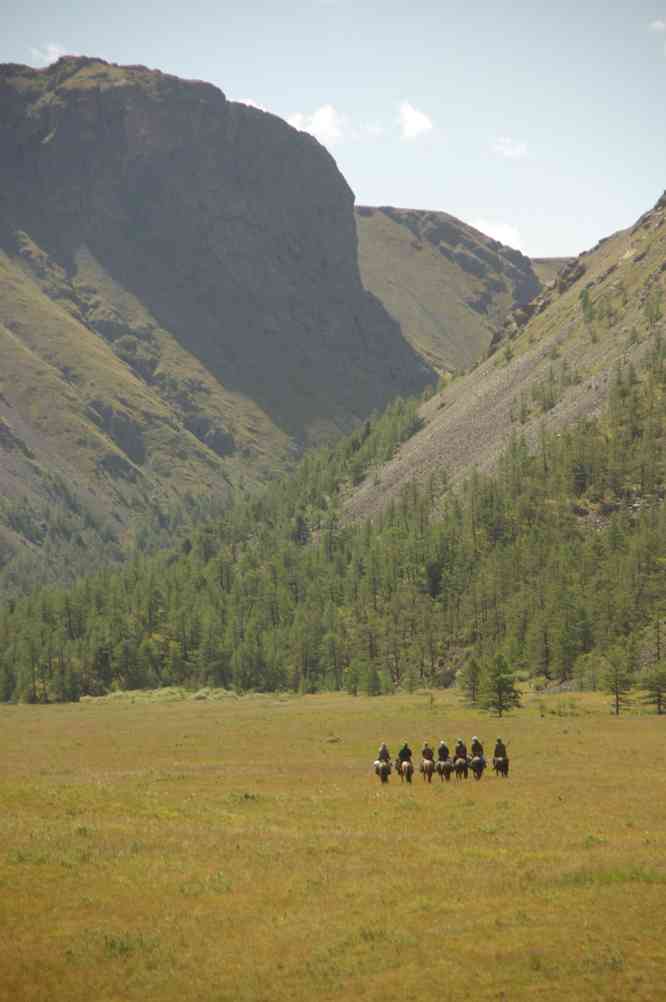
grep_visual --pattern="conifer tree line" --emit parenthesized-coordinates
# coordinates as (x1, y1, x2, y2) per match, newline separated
(0, 342, 664, 708)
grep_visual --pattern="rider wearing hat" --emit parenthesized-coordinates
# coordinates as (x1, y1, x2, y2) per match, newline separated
(421, 740, 434, 762)
(437, 739, 450, 762)
(493, 736, 508, 762)
(377, 742, 391, 764)
(470, 735, 485, 769)
(397, 741, 413, 763)
(454, 737, 468, 761)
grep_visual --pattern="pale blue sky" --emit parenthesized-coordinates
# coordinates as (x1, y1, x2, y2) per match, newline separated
(3, 1, 665, 256)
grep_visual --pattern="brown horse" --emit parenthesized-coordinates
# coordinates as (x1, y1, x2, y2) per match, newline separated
(421, 758, 435, 783)
(454, 756, 469, 781)
(395, 759, 414, 784)
(436, 759, 453, 782)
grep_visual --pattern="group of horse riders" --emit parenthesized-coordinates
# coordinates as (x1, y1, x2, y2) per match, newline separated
(373, 736, 509, 782)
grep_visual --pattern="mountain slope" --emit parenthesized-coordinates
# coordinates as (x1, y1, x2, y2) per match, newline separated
(0, 57, 432, 584)
(345, 193, 666, 523)
(355, 205, 542, 372)
(1, 290, 663, 701)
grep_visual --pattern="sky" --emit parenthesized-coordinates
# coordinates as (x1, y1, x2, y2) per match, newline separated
(3, 1, 665, 257)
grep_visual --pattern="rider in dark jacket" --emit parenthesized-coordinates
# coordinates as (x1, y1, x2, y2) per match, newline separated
(437, 740, 450, 761)
(470, 736, 484, 758)
(398, 742, 413, 763)
(421, 741, 434, 761)
(454, 738, 468, 761)
(377, 742, 391, 763)
(493, 738, 508, 761)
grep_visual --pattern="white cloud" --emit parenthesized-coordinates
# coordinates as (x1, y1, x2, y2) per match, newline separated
(649, 18, 665, 31)
(398, 101, 433, 141)
(29, 43, 69, 67)
(472, 219, 525, 253)
(492, 136, 528, 160)
(287, 104, 347, 146)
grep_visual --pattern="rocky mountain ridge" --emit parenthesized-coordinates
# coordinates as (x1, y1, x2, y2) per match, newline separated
(0, 56, 432, 586)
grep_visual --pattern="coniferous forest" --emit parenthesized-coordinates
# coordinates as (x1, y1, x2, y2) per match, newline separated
(1, 338, 664, 704)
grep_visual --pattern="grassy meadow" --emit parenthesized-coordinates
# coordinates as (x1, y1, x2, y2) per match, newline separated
(1, 689, 665, 1002)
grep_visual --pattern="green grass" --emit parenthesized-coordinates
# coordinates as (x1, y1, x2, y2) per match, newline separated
(1, 689, 665, 1002)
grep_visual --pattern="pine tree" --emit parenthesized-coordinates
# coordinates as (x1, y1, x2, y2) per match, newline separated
(640, 662, 666, 715)
(601, 644, 634, 716)
(461, 657, 482, 704)
(479, 654, 522, 717)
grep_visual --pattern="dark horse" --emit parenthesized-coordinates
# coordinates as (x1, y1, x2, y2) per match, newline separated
(493, 756, 510, 777)
(436, 759, 453, 782)
(470, 755, 486, 781)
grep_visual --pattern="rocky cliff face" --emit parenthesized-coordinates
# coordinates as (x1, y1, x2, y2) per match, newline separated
(0, 58, 431, 443)
(0, 57, 432, 586)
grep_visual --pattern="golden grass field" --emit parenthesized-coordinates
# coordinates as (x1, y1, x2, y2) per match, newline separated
(1, 689, 665, 1002)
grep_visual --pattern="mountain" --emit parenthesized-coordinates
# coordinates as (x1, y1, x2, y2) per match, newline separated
(345, 192, 666, 524)
(1, 243, 663, 699)
(1, 188, 664, 700)
(0, 57, 432, 587)
(355, 205, 542, 372)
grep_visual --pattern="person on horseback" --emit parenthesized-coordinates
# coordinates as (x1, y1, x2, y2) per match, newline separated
(377, 742, 391, 764)
(454, 737, 467, 761)
(437, 739, 450, 762)
(398, 741, 413, 763)
(421, 741, 434, 761)
(470, 735, 484, 761)
(492, 736, 509, 776)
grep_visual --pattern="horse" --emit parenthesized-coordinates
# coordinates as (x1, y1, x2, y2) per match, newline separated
(395, 758, 414, 784)
(374, 759, 391, 784)
(420, 758, 435, 783)
(454, 756, 469, 780)
(436, 758, 453, 782)
(493, 756, 510, 778)
(470, 755, 485, 781)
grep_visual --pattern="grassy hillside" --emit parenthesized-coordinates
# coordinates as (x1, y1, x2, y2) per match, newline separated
(1, 302, 663, 702)
(2, 691, 666, 1002)
(356, 206, 541, 372)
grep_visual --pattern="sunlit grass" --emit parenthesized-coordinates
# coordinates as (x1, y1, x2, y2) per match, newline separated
(1, 689, 665, 1001)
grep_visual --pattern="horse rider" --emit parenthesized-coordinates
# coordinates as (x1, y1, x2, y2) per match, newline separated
(470, 735, 484, 759)
(493, 736, 508, 765)
(437, 739, 450, 762)
(377, 742, 391, 764)
(397, 741, 413, 764)
(454, 737, 468, 762)
(421, 741, 434, 762)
